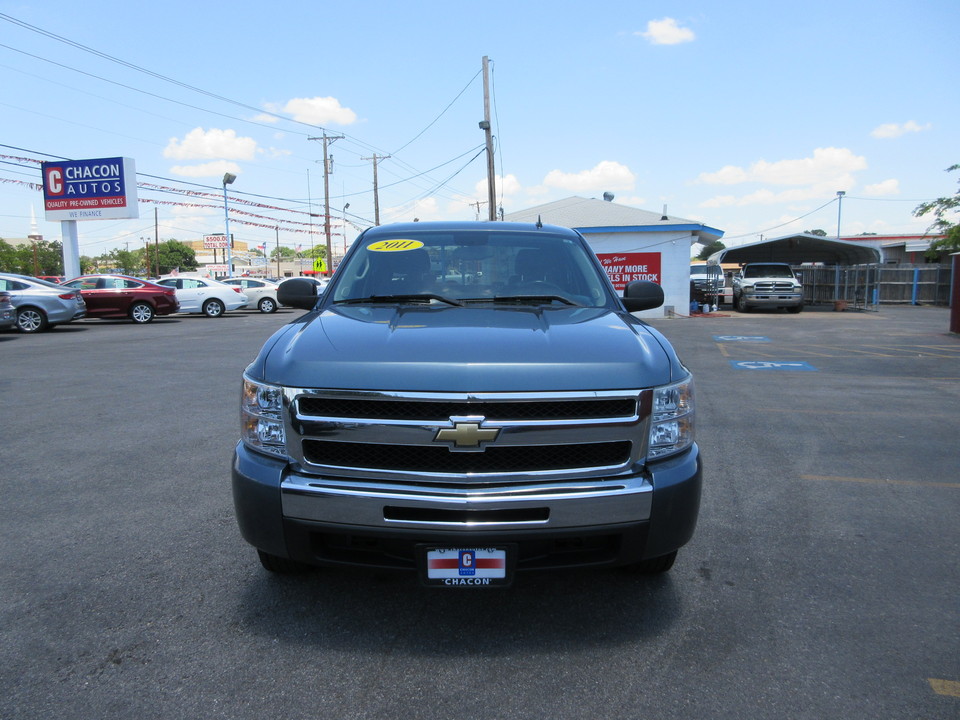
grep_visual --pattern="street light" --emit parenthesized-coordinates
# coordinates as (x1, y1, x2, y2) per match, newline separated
(836, 190, 846, 239)
(223, 172, 237, 278)
(342, 203, 350, 255)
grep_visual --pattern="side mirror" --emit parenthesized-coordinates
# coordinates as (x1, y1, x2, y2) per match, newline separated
(621, 280, 664, 312)
(278, 278, 320, 310)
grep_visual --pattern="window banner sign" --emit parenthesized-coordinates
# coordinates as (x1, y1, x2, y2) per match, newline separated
(596, 252, 662, 291)
(41, 157, 139, 221)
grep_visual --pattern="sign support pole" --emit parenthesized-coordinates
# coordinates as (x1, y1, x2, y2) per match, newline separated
(61, 220, 80, 279)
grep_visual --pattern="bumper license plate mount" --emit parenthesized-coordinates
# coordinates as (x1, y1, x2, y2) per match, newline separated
(418, 545, 515, 588)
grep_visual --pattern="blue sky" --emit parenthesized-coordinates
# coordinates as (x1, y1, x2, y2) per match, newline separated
(1, 1, 957, 259)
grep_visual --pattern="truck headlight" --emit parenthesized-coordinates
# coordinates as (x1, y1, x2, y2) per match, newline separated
(241, 376, 287, 457)
(648, 376, 695, 459)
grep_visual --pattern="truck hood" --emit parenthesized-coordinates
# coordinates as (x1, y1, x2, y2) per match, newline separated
(253, 305, 682, 392)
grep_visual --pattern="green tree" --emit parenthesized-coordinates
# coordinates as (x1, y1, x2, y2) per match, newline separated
(0, 239, 64, 275)
(696, 240, 726, 261)
(804, 229, 828, 237)
(302, 245, 327, 261)
(914, 163, 960, 259)
(155, 240, 198, 274)
(270, 246, 297, 261)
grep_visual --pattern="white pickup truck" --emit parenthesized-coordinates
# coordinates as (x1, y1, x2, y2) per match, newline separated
(732, 262, 804, 313)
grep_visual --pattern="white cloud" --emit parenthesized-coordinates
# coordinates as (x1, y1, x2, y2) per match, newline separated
(696, 148, 867, 187)
(543, 161, 636, 192)
(696, 148, 870, 211)
(870, 120, 932, 139)
(164, 128, 257, 161)
(169, 160, 242, 178)
(636, 18, 695, 45)
(261, 147, 292, 159)
(700, 186, 829, 208)
(472, 174, 522, 202)
(383, 197, 441, 223)
(282, 96, 357, 125)
(614, 195, 648, 207)
(863, 178, 900, 196)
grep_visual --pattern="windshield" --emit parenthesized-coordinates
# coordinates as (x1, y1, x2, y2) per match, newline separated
(690, 265, 721, 278)
(331, 228, 612, 307)
(743, 264, 796, 279)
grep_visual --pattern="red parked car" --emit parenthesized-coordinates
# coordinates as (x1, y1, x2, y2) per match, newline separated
(61, 274, 179, 323)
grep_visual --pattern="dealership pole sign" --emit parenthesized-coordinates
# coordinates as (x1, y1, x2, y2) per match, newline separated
(41, 157, 139, 221)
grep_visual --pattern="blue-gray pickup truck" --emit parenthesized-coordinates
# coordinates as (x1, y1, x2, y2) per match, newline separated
(232, 221, 701, 586)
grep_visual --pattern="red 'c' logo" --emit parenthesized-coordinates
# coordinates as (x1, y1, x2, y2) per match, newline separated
(45, 167, 64, 196)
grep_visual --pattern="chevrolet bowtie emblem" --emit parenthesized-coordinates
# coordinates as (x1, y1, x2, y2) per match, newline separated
(434, 422, 500, 448)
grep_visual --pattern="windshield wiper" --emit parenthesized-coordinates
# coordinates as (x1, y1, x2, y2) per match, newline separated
(482, 295, 582, 307)
(334, 294, 463, 306)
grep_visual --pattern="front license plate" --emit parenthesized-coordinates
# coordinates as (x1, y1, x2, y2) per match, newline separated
(419, 546, 513, 587)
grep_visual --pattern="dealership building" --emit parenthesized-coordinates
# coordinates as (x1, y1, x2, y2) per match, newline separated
(505, 196, 724, 317)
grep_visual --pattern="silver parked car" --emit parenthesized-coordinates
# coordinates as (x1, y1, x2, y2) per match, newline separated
(221, 277, 281, 313)
(0, 291, 16, 331)
(0, 273, 86, 333)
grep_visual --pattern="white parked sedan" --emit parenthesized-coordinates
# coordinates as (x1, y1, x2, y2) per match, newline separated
(155, 276, 248, 317)
(221, 277, 281, 313)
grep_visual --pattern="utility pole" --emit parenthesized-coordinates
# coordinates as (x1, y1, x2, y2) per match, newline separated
(309, 133, 344, 276)
(276, 226, 281, 278)
(361, 153, 390, 225)
(480, 55, 496, 221)
(154, 206, 160, 277)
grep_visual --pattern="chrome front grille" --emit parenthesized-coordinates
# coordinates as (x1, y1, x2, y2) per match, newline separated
(287, 389, 650, 482)
(302, 439, 632, 473)
(297, 396, 637, 420)
(754, 281, 797, 293)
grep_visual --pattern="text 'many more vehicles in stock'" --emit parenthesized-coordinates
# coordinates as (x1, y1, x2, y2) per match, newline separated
(62, 274, 178, 323)
(0, 272, 86, 333)
(154, 276, 248, 317)
(233, 221, 701, 587)
(732, 262, 804, 313)
(221, 277, 281, 313)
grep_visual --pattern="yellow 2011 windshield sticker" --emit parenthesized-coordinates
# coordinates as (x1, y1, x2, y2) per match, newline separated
(367, 239, 425, 252)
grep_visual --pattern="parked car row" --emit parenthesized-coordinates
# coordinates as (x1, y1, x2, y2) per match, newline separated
(0, 273, 323, 333)
(0, 273, 87, 333)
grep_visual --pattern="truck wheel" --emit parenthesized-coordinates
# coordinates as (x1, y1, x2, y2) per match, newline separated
(787, 304, 803, 314)
(257, 550, 310, 573)
(625, 551, 677, 574)
(203, 299, 225, 317)
(735, 295, 750, 313)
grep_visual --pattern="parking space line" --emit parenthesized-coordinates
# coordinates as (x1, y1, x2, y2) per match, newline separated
(714, 342, 960, 359)
(802, 475, 960, 489)
(929, 679, 960, 697)
(858, 344, 960, 359)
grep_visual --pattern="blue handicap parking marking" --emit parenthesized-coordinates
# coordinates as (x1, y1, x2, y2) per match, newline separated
(730, 360, 818, 371)
(714, 335, 771, 342)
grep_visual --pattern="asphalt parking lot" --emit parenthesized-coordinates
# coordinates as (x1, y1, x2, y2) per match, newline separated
(1, 304, 958, 719)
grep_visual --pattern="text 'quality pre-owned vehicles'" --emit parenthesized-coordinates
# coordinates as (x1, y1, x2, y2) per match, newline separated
(62, 275, 178, 323)
(233, 221, 701, 587)
(0, 273, 86, 333)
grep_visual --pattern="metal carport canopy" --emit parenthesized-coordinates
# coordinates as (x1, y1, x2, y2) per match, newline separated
(708, 233, 880, 265)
